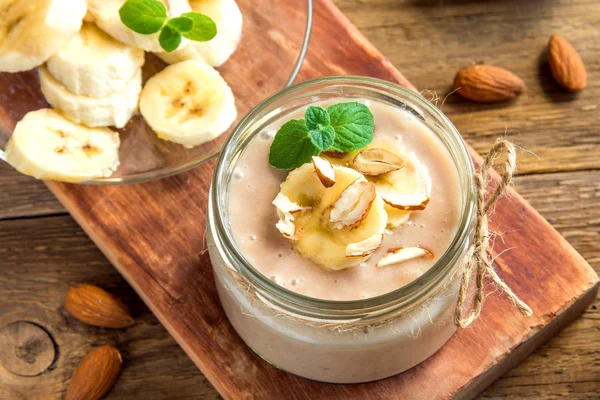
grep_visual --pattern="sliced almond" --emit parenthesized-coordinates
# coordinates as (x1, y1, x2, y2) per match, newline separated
(275, 209, 296, 239)
(377, 246, 434, 268)
(273, 193, 308, 240)
(330, 178, 376, 229)
(353, 148, 405, 176)
(322, 150, 348, 159)
(312, 156, 336, 188)
(273, 193, 306, 214)
(380, 192, 430, 211)
(346, 234, 383, 257)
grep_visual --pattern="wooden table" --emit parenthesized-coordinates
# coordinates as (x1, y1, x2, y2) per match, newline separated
(1, 0, 598, 398)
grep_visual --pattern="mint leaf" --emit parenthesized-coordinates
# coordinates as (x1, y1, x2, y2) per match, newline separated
(181, 12, 217, 41)
(327, 102, 374, 152)
(305, 106, 335, 150)
(119, 0, 167, 34)
(159, 25, 182, 52)
(305, 106, 330, 130)
(308, 125, 335, 150)
(269, 120, 321, 169)
(166, 16, 193, 34)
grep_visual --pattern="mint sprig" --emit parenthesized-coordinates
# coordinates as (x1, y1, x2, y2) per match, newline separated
(269, 120, 321, 170)
(119, 0, 217, 53)
(269, 102, 375, 170)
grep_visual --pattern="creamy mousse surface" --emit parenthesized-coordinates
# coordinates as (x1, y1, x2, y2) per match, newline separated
(228, 99, 462, 301)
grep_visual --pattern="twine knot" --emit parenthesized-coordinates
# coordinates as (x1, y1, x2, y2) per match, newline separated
(454, 139, 533, 328)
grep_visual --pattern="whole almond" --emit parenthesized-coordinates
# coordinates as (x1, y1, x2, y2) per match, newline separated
(548, 33, 587, 92)
(67, 346, 122, 400)
(454, 65, 525, 102)
(65, 284, 134, 328)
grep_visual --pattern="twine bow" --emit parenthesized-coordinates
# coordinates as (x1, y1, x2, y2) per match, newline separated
(454, 139, 533, 328)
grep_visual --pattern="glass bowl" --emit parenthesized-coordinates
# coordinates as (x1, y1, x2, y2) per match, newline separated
(0, 0, 313, 185)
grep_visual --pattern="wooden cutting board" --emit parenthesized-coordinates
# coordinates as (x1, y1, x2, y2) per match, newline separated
(2, 0, 598, 398)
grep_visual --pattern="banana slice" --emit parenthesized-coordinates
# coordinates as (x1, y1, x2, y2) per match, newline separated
(46, 23, 145, 98)
(0, 0, 87, 72)
(83, 9, 95, 23)
(156, 0, 242, 67)
(278, 163, 387, 271)
(39, 65, 141, 129)
(87, 0, 191, 52)
(323, 138, 431, 230)
(6, 109, 120, 182)
(139, 60, 236, 147)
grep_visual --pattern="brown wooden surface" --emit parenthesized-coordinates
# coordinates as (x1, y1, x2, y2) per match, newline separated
(1, 0, 599, 399)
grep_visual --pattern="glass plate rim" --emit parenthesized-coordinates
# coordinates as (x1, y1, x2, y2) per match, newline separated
(0, 0, 314, 186)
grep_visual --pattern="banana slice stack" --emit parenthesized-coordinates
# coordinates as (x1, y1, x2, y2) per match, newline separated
(1, 0, 242, 182)
(40, 23, 144, 129)
(0, 0, 87, 72)
(274, 140, 433, 271)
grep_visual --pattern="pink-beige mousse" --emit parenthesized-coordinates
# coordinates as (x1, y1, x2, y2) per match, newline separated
(228, 99, 461, 300)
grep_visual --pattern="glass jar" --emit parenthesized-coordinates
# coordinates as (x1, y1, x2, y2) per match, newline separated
(207, 76, 476, 383)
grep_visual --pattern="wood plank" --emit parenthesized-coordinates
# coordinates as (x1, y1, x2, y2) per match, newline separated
(513, 170, 600, 267)
(480, 170, 600, 399)
(0, 0, 596, 400)
(2, 0, 599, 219)
(35, 1, 598, 399)
(0, 162, 64, 220)
(0, 215, 221, 400)
(1, 169, 598, 399)
(336, 0, 600, 175)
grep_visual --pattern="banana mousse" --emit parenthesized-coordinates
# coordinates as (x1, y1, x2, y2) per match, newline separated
(209, 80, 475, 383)
(229, 99, 462, 301)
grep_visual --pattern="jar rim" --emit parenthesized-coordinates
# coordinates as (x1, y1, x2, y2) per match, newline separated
(211, 76, 476, 316)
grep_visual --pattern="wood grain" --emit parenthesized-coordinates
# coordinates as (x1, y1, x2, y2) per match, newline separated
(335, 0, 600, 175)
(0, 321, 56, 378)
(35, 0, 598, 398)
(0, 215, 221, 400)
(1, 169, 598, 399)
(0, 162, 64, 220)
(1, 0, 599, 399)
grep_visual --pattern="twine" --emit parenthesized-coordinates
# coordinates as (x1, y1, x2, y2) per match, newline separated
(453, 139, 533, 328)
(221, 139, 533, 332)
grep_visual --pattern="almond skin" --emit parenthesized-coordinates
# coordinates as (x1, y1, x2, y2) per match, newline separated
(65, 284, 134, 329)
(312, 156, 336, 188)
(454, 65, 525, 102)
(67, 346, 122, 400)
(353, 148, 404, 176)
(548, 34, 587, 92)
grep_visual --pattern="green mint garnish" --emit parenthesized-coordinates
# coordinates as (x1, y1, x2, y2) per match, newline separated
(158, 25, 182, 52)
(119, 0, 217, 53)
(308, 125, 335, 150)
(269, 120, 321, 170)
(166, 16, 194, 34)
(327, 102, 375, 152)
(269, 102, 375, 170)
(180, 12, 217, 41)
(119, 0, 167, 34)
(305, 105, 330, 130)
(305, 106, 335, 150)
